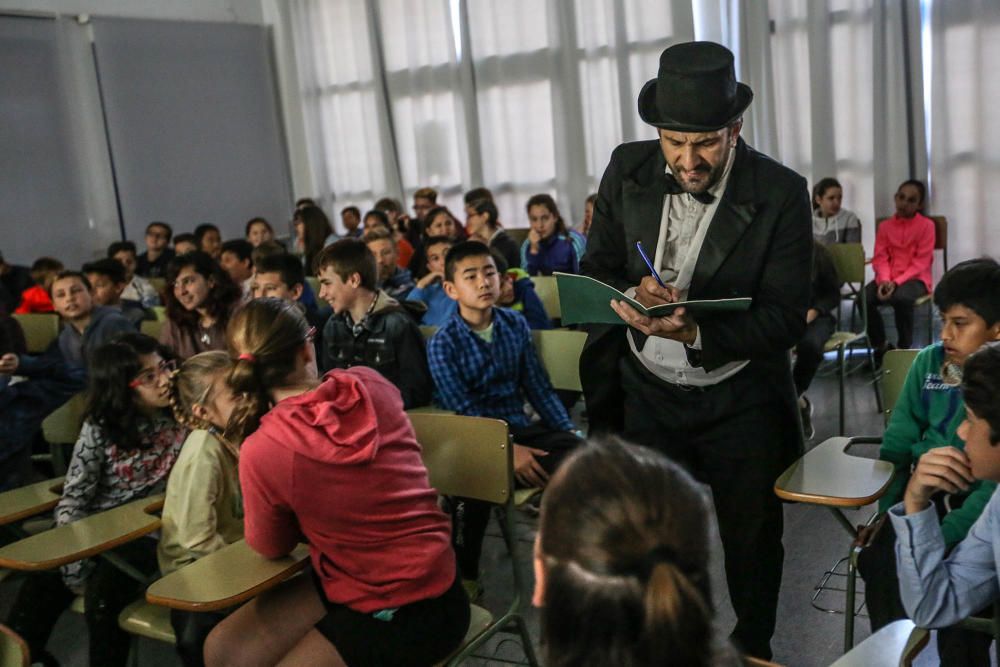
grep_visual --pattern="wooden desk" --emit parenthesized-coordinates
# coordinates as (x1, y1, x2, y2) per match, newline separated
(146, 539, 310, 612)
(829, 619, 928, 666)
(0, 494, 163, 571)
(774, 436, 894, 652)
(0, 477, 63, 527)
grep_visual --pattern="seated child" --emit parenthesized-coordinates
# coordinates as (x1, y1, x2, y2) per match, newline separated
(161, 251, 243, 359)
(407, 235, 457, 327)
(889, 343, 1000, 644)
(495, 260, 552, 330)
(364, 226, 415, 300)
(194, 223, 223, 260)
(252, 244, 323, 319)
(521, 194, 581, 275)
(173, 233, 198, 256)
(465, 198, 520, 272)
(137, 221, 176, 278)
(364, 209, 414, 268)
(4, 333, 186, 667)
(83, 257, 147, 327)
(109, 241, 161, 308)
(203, 299, 468, 666)
(428, 240, 582, 592)
(812, 177, 862, 245)
(162, 351, 243, 667)
(245, 217, 276, 247)
(219, 239, 255, 300)
(14, 256, 63, 314)
(316, 239, 431, 409)
(858, 258, 1000, 665)
(861, 179, 935, 359)
(534, 436, 738, 667)
(793, 240, 840, 439)
(0, 249, 33, 313)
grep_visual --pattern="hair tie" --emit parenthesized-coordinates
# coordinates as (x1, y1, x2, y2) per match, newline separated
(635, 545, 680, 580)
(238, 353, 256, 363)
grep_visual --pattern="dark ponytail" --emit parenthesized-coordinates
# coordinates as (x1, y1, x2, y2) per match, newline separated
(538, 437, 717, 667)
(225, 298, 312, 443)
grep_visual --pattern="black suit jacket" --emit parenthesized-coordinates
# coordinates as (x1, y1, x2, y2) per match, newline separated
(580, 139, 813, 462)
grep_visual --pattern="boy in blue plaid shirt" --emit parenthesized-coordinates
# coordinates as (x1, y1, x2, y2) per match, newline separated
(428, 241, 581, 595)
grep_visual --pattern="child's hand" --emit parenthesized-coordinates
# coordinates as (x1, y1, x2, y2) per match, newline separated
(513, 444, 549, 488)
(903, 446, 974, 515)
(0, 353, 19, 375)
(416, 272, 443, 289)
(877, 281, 896, 300)
(528, 229, 541, 253)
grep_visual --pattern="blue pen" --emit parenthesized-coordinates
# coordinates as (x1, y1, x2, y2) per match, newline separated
(635, 241, 667, 288)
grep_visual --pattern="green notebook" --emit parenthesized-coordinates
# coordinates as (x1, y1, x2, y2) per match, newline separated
(554, 272, 752, 326)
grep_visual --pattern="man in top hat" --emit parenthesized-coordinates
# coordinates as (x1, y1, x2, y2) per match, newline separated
(580, 41, 812, 658)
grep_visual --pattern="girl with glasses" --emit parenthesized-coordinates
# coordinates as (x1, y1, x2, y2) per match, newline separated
(5, 332, 187, 667)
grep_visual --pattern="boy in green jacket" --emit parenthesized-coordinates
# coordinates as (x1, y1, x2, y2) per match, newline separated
(859, 258, 1000, 665)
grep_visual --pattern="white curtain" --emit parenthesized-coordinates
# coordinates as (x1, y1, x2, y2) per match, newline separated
(927, 0, 1000, 262)
(760, 0, 924, 257)
(289, 0, 696, 229)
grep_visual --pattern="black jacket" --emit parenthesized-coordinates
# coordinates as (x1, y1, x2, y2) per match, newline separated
(320, 291, 432, 409)
(580, 139, 813, 464)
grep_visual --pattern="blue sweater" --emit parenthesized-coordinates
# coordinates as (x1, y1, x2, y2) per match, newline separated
(408, 282, 457, 327)
(521, 234, 579, 276)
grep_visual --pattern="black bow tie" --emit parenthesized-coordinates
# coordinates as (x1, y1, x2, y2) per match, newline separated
(664, 173, 715, 205)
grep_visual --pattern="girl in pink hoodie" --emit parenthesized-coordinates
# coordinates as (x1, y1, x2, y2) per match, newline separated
(204, 298, 468, 667)
(863, 179, 935, 361)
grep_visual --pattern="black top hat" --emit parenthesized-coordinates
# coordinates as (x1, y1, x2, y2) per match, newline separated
(638, 41, 753, 132)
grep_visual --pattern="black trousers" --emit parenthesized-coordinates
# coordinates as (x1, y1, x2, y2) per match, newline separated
(861, 279, 928, 350)
(5, 537, 158, 667)
(857, 502, 991, 666)
(793, 314, 836, 396)
(620, 356, 790, 660)
(452, 423, 580, 580)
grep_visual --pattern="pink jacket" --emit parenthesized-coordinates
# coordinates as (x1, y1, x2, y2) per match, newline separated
(872, 212, 935, 292)
(240, 366, 455, 612)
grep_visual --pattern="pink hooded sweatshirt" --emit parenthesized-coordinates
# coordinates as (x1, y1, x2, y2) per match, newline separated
(872, 212, 935, 292)
(240, 366, 455, 612)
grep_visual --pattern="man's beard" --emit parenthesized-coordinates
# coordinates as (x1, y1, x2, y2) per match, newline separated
(676, 157, 727, 195)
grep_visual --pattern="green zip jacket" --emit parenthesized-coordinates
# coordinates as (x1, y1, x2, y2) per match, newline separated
(878, 343, 997, 545)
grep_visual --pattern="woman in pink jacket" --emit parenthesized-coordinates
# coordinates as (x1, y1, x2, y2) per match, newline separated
(204, 298, 468, 667)
(862, 179, 935, 363)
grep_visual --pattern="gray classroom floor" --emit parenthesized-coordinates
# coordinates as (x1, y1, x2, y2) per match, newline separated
(1, 314, 990, 666)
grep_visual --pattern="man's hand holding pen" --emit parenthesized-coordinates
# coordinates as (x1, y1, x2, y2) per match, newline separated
(610, 276, 698, 344)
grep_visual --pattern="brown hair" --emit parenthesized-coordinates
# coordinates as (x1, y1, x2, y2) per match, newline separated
(32, 257, 65, 287)
(526, 193, 569, 236)
(225, 298, 312, 443)
(538, 436, 716, 667)
(168, 351, 240, 458)
(294, 205, 334, 276)
(414, 187, 438, 203)
(314, 238, 378, 290)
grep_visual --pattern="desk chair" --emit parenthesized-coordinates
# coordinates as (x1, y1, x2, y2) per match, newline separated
(40, 392, 87, 476)
(531, 329, 585, 392)
(824, 243, 883, 434)
(530, 276, 560, 323)
(0, 624, 29, 667)
(139, 319, 164, 340)
(150, 305, 167, 322)
(409, 412, 540, 666)
(829, 619, 928, 667)
(11, 313, 58, 354)
(505, 228, 530, 247)
(777, 347, 919, 652)
(420, 325, 438, 339)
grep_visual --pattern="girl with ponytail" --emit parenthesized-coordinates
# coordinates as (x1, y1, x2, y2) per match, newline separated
(533, 436, 740, 667)
(160, 351, 243, 667)
(204, 298, 468, 667)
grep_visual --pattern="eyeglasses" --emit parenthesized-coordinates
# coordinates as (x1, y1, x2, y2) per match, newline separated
(129, 359, 177, 389)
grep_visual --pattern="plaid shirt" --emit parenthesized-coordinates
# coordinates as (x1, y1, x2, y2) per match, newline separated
(427, 307, 573, 431)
